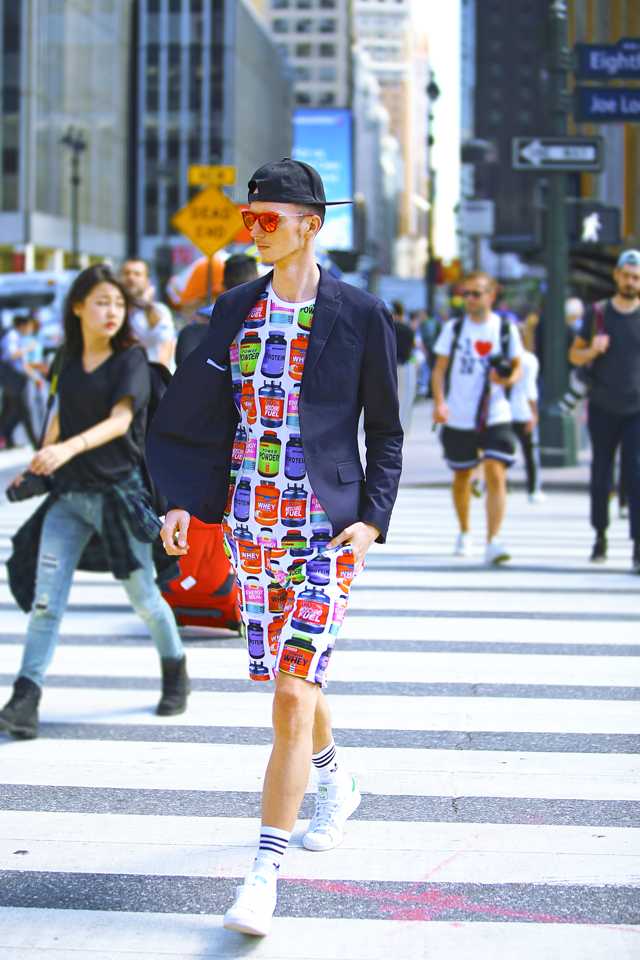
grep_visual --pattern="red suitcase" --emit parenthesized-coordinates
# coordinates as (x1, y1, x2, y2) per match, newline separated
(161, 518, 242, 632)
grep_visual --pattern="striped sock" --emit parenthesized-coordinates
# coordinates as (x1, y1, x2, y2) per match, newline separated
(254, 825, 291, 875)
(312, 739, 340, 782)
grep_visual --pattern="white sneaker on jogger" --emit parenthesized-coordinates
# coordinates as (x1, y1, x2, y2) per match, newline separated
(303, 773, 361, 852)
(454, 532, 473, 557)
(485, 538, 510, 564)
(223, 868, 278, 936)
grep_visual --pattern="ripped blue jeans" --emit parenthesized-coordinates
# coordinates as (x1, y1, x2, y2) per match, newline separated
(19, 489, 183, 688)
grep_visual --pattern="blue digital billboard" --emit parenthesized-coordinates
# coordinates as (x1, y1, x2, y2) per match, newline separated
(292, 108, 353, 250)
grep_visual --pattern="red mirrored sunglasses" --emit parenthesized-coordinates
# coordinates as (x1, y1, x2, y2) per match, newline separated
(241, 211, 309, 233)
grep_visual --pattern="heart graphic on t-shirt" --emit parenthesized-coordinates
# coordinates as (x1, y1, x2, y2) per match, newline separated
(474, 340, 493, 357)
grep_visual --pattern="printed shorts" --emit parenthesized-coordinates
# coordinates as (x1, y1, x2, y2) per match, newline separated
(224, 536, 358, 687)
(441, 423, 517, 470)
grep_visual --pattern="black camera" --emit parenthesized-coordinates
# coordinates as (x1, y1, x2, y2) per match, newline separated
(6, 471, 53, 503)
(489, 356, 512, 381)
(558, 368, 594, 416)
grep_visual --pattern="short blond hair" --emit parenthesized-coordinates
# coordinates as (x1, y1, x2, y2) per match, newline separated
(462, 270, 498, 292)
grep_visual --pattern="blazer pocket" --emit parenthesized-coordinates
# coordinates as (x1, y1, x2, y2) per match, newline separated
(206, 358, 228, 372)
(337, 460, 365, 483)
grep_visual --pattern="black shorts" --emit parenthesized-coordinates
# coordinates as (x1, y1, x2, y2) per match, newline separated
(441, 423, 517, 471)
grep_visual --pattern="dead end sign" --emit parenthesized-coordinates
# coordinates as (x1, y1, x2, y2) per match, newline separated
(171, 186, 244, 257)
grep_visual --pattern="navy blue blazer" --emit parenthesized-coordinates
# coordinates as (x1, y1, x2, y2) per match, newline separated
(146, 268, 403, 542)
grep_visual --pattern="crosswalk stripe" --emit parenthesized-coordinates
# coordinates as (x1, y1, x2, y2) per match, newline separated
(2, 740, 639, 799)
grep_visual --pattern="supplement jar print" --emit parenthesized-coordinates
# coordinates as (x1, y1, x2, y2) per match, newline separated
(240, 331, 261, 377)
(258, 431, 282, 477)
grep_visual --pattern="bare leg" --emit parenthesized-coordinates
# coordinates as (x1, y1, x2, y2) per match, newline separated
(312, 689, 333, 755)
(452, 468, 473, 532)
(484, 458, 508, 541)
(262, 671, 321, 831)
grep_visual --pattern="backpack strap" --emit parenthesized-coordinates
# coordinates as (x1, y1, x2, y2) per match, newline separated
(444, 316, 464, 397)
(593, 300, 606, 337)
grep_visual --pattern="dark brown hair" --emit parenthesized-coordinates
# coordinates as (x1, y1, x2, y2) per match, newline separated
(63, 264, 138, 357)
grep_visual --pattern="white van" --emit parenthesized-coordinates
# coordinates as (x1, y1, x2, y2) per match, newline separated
(0, 270, 78, 354)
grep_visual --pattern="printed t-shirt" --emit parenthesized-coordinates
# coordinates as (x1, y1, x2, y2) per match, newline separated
(509, 349, 539, 423)
(56, 345, 150, 486)
(576, 301, 640, 416)
(434, 312, 521, 430)
(225, 283, 357, 687)
(226, 282, 328, 548)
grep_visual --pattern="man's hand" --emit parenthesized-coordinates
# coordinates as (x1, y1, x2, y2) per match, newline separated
(161, 509, 191, 555)
(328, 521, 379, 574)
(524, 414, 537, 434)
(591, 333, 610, 357)
(433, 400, 450, 424)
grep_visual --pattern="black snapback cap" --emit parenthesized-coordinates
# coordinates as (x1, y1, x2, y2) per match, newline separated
(248, 158, 352, 206)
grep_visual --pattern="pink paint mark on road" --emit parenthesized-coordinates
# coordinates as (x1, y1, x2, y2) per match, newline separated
(288, 878, 640, 934)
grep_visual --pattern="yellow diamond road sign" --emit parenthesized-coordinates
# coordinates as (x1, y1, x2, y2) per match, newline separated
(171, 185, 244, 258)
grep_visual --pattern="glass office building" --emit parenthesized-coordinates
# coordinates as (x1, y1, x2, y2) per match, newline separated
(0, 0, 132, 270)
(135, 0, 293, 262)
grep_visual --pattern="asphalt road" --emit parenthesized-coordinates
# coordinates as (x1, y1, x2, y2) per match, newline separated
(0, 443, 638, 958)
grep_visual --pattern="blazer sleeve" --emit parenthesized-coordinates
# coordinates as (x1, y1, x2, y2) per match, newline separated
(359, 299, 404, 542)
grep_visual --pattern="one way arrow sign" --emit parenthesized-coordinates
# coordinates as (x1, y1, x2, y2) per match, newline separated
(512, 136, 604, 172)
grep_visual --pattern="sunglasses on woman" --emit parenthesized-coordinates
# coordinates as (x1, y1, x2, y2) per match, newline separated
(241, 211, 310, 233)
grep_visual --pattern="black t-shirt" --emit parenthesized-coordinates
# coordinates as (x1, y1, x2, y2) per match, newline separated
(56, 346, 151, 485)
(577, 300, 640, 416)
(394, 320, 415, 364)
(175, 322, 209, 365)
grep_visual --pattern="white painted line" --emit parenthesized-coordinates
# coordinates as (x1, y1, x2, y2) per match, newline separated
(1, 644, 638, 687)
(1, 740, 638, 800)
(1, 686, 637, 735)
(0, 910, 638, 960)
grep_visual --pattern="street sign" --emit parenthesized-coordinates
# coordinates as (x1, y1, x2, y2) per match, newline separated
(187, 165, 236, 187)
(568, 204, 621, 246)
(574, 37, 640, 80)
(171, 185, 244, 257)
(459, 199, 494, 236)
(512, 136, 604, 172)
(574, 86, 640, 123)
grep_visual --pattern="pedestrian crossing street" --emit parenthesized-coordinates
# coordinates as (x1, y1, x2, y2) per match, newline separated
(0, 485, 639, 958)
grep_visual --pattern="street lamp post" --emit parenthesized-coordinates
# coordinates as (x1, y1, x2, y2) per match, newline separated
(426, 75, 440, 317)
(539, 0, 577, 467)
(61, 127, 87, 269)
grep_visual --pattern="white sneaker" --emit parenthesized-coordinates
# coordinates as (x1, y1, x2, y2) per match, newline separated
(303, 773, 361, 852)
(454, 532, 473, 557)
(485, 538, 510, 564)
(529, 490, 547, 504)
(223, 868, 277, 936)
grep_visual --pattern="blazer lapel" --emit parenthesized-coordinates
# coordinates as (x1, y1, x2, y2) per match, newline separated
(300, 268, 342, 391)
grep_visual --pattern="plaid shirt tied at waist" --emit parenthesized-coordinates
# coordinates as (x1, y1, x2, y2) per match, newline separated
(7, 467, 180, 613)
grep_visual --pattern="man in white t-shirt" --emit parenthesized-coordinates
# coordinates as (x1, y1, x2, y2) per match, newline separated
(510, 334, 545, 503)
(120, 259, 175, 367)
(432, 271, 522, 563)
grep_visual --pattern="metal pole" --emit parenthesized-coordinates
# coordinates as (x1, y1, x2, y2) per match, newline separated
(71, 147, 80, 268)
(538, 0, 577, 467)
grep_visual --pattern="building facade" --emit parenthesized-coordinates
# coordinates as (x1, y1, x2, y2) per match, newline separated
(264, 0, 350, 108)
(0, 0, 132, 271)
(352, 0, 428, 278)
(470, 0, 548, 245)
(134, 0, 292, 263)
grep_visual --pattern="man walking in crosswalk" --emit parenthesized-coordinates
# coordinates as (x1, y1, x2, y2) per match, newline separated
(148, 158, 403, 936)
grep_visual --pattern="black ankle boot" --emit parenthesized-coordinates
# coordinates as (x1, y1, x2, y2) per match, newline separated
(0, 677, 41, 738)
(590, 533, 607, 563)
(157, 656, 190, 716)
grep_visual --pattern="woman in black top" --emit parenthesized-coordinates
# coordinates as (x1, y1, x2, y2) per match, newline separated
(0, 265, 189, 739)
